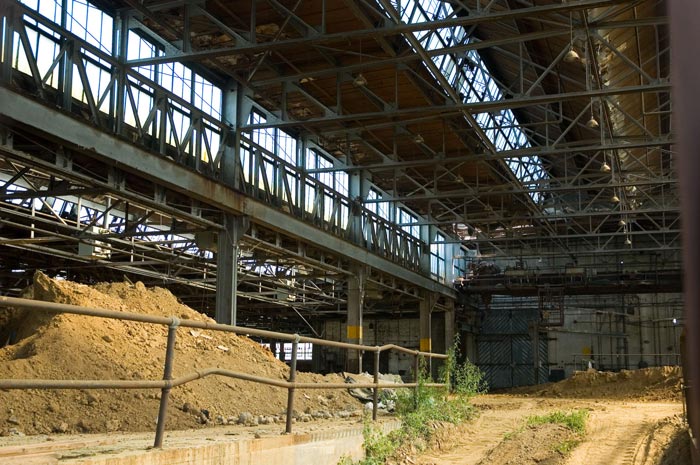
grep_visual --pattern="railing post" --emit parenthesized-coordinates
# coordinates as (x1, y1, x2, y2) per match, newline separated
(372, 348, 380, 421)
(413, 351, 420, 409)
(285, 335, 299, 434)
(444, 354, 451, 393)
(154, 317, 179, 448)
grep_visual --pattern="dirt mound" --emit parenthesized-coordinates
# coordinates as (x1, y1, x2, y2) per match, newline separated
(638, 415, 691, 465)
(0, 273, 361, 436)
(507, 367, 682, 401)
(476, 423, 575, 465)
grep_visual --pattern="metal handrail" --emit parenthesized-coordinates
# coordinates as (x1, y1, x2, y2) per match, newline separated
(0, 296, 448, 447)
(570, 353, 681, 371)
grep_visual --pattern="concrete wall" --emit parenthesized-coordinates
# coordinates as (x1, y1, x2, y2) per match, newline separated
(460, 291, 682, 385)
(64, 423, 400, 465)
(547, 293, 682, 378)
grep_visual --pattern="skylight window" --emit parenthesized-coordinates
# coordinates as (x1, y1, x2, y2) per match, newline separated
(393, 0, 549, 205)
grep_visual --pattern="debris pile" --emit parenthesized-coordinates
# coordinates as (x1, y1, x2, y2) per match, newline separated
(510, 366, 682, 400)
(0, 273, 362, 436)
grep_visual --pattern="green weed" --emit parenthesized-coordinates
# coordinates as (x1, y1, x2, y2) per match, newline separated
(554, 438, 581, 454)
(340, 338, 487, 465)
(526, 409, 588, 434)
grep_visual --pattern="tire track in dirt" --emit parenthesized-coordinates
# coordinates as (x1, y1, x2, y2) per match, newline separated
(416, 397, 681, 465)
(563, 402, 681, 465)
(417, 398, 538, 465)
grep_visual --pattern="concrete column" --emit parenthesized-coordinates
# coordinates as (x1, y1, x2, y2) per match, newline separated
(346, 267, 365, 373)
(215, 214, 249, 325)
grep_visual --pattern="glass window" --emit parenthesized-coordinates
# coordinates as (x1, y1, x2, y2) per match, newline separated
(389, 0, 550, 205)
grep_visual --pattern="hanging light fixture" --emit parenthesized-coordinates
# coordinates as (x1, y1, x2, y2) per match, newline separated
(413, 134, 424, 144)
(564, 48, 580, 63)
(586, 115, 599, 129)
(600, 161, 611, 173)
(611, 193, 620, 203)
(625, 237, 632, 246)
(586, 101, 599, 128)
(353, 73, 367, 87)
(619, 219, 626, 226)
(563, 12, 580, 63)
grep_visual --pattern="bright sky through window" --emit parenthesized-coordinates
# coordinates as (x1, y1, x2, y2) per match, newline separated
(393, 0, 549, 204)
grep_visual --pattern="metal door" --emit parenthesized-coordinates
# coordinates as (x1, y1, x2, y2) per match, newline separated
(476, 304, 548, 389)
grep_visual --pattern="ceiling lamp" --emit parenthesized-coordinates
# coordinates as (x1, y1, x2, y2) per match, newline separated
(619, 219, 626, 226)
(586, 114, 599, 129)
(600, 161, 611, 173)
(563, 11, 580, 64)
(564, 48, 580, 63)
(586, 99, 599, 128)
(625, 237, 632, 246)
(353, 73, 367, 87)
(611, 193, 620, 203)
(413, 134, 424, 144)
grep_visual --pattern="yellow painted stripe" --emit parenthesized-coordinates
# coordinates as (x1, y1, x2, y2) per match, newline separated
(419, 338, 432, 352)
(347, 325, 363, 339)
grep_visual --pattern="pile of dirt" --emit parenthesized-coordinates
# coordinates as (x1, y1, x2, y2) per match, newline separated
(0, 273, 362, 436)
(638, 415, 692, 465)
(507, 367, 683, 401)
(475, 423, 576, 465)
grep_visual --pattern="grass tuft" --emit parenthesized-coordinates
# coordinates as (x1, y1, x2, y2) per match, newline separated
(526, 409, 588, 434)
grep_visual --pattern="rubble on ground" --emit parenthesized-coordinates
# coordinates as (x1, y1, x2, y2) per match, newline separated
(0, 272, 363, 435)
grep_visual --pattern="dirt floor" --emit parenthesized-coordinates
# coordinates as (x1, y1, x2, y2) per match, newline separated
(412, 366, 689, 465)
(0, 273, 363, 436)
(412, 396, 686, 465)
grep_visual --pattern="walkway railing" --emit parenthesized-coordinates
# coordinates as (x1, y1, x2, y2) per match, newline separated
(570, 353, 681, 372)
(0, 296, 448, 447)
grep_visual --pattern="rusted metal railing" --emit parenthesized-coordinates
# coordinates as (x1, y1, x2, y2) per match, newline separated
(0, 296, 448, 446)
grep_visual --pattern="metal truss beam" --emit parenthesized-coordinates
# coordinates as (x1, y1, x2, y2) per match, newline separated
(0, 87, 454, 298)
(249, 16, 667, 87)
(365, 178, 677, 203)
(242, 83, 670, 131)
(306, 137, 672, 173)
(125, 0, 623, 67)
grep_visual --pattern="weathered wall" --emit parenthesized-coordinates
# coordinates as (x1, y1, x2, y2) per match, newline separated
(546, 293, 682, 378)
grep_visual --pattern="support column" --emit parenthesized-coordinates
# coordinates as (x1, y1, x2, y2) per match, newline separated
(0, 5, 13, 85)
(215, 214, 249, 325)
(445, 298, 455, 349)
(221, 83, 253, 190)
(419, 293, 435, 353)
(346, 267, 366, 373)
(419, 224, 432, 276)
(347, 169, 370, 245)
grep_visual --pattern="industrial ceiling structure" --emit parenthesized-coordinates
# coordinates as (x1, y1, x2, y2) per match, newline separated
(0, 0, 676, 332)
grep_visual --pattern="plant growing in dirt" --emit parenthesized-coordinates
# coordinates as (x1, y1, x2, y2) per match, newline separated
(441, 335, 489, 398)
(526, 409, 589, 455)
(340, 339, 487, 465)
(526, 409, 588, 434)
